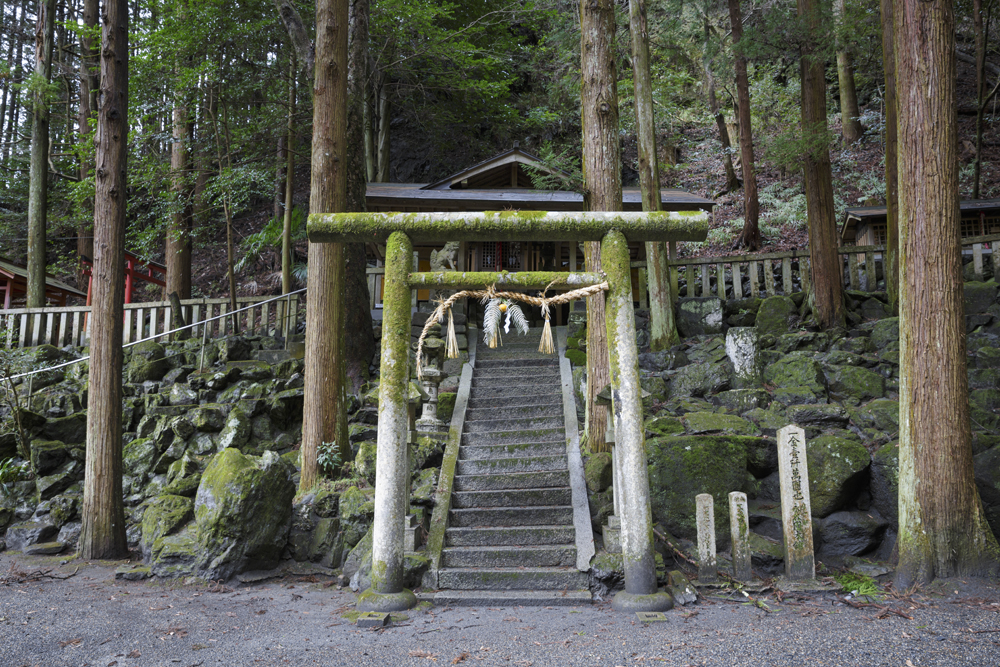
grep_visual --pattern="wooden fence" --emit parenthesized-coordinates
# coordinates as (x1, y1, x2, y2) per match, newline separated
(630, 234, 1000, 308)
(1, 294, 302, 350)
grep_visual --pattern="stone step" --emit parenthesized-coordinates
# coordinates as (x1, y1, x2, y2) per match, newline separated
(476, 358, 560, 369)
(461, 428, 564, 447)
(442, 544, 577, 568)
(431, 589, 592, 607)
(437, 567, 590, 591)
(468, 384, 562, 401)
(451, 487, 572, 508)
(472, 371, 561, 386)
(462, 415, 563, 434)
(466, 395, 561, 410)
(446, 524, 576, 547)
(464, 403, 563, 422)
(456, 455, 568, 476)
(453, 469, 570, 492)
(459, 441, 565, 461)
(449, 505, 574, 528)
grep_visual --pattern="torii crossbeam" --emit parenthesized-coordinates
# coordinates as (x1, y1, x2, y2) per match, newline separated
(308, 210, 708, 612)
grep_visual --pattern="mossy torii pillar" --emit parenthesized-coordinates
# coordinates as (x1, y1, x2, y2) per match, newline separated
(308, 210, 707, 613)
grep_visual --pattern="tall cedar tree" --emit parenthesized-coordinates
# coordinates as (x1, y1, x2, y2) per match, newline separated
(166, 69, 192, 300)
(833, 0, 863, 143)
(728, 0, 760, 251)
(894, 0, 1000, 586)
(580, 0, 618, 450)
(76, 0, 98, 280)
(797, 0, 844, 329)
(80, 0, 129, 559)
(703, 18, 740, 195)
(629, 0, 678, 351)
(880, 0, 898, 312)
(300, 0, 350, 491)
(27, 0, 54, 308)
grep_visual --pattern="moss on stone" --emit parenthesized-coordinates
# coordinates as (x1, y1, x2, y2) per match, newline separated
(682, 411, 761, 436)
(806, 434, 870, 518)
(763, 353, 827, 396)
(825, 365, 885, 402)
(437, 392, 457, 423)
(584, 452, 613, 493)
(142, 494, 195, 559)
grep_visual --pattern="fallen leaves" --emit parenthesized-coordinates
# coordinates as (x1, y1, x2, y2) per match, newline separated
(409, 649, 439, 660)
(452, 651, 470, 664)
(58, 637, 82, 648)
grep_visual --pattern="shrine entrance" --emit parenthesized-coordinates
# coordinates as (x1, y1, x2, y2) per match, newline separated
(308, 209, 707, 612)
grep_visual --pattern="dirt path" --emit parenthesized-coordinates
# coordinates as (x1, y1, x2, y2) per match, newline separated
(1, 552, 998, 667)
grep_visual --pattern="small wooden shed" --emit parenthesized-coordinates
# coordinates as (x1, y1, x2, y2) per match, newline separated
(841, 199, 1000, 245)
(0, 256, 87, 309)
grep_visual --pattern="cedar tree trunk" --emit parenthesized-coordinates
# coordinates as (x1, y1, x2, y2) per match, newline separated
(798, 0, 844, 329)
(80, 0, 129, 560)
(728, 0, 760, 251)
(300, 0, 350, 491)
(894, 0, 1000, 587)
(166, 93, 192, 299)
(580, 0, 618, 451)
(834, 0, 863, 143)
(77, 0, 98, 283)
(27, 0, 55, 308)
(630, 0, 678, 351)
(880, 0, 899, 312)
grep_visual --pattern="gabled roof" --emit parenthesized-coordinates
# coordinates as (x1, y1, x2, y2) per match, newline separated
(421, 147, 570, 191)
(841, 199, 1000, 242)
(0, 256, 86, 308)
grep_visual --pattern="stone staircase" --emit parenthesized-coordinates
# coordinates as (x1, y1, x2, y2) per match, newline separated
(434, 331, 592, 606)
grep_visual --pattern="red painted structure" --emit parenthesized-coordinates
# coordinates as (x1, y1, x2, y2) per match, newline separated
(81, 250, 166, 306)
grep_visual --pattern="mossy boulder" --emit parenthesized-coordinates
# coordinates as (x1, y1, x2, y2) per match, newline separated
(142, 495, 195, 560)
(763, 354, 826, 396)
(127, 343, 170, 383)
(354, 441, 377, 485)
(216, 336, 253, 363)
(123, 438, 158, 478)
(676, 297, 724, 336)
(644, 415, 685, 437)
(825, 365, 886, 402)
(965, 281, 998, 315)
(647, 435, 753, 541)
(30, 440, 77, 476)
(806, 435, 870, 518)
(850, 399, 899, 434)
(40, 413, 87, 445)
(710, 389, 770, 413)
(437, 392, 457, 423)
(870, 441, 899, 527)
(216, 406, 251, 451)
(974, 446, 1000, 540)
(36, 460, 82, 500)
(565, 349, 587, 367)
(870, 318, 899, 350)
(339, 485, 375, 550)
(346, 526, 430, 593)
(683, 411, 760, 436)
(773, 386, 818, 406)
(755, 296, 798, 337)
(786, 404, 849, 428)
(671, 361, 732, 398)
(192, 448, 296, 580)
(584, 452, 612, 493)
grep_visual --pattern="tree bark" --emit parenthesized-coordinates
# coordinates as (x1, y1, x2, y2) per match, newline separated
(80, 0, 128, 560)
(881, 0, 899, 313)
(345, 0, 375, 393)
(275, 134, 286, 221)
(580, 0, 618, 451)
(27, 0, 55, 309)
(282, 54, 296, 295)
(76, 0, 98, 284)
(273, 0, 315, 76)
(798, 0, 844, 329)
(973, 0, 990, 199)
(376, 84, 390, 182)
(728, 0, 760, 251)
(703, 22, 740, 196)
(834, 0, 863, 143)
(894, 0, 1000, 587)
(630, 0, 678, 352)
(300, 0, 350, 491)
(166, 87, 192, 300)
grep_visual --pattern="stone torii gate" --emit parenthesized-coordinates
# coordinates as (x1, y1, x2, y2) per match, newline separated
(308, 210, 707, 612)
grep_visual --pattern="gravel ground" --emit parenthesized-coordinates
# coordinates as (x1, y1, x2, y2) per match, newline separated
(1, 552, 998, 667)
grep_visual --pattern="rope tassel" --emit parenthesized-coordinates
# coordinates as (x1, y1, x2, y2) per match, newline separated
(446, 307, 459, 359)
(538, 304, 554, 354)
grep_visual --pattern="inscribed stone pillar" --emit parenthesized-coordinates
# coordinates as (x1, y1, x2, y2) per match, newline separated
(357, 231, 417, 612)
(602, 230, 673, 612)
(729, 492, 752, 581)
(695, 493, 717, 582)
(777, 424, 815, 580)
(725, 327, 762, 387)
